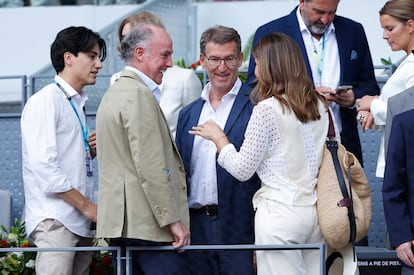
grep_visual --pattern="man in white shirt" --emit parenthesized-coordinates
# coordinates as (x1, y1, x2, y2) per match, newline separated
(247, 0, 379, 166)
(176, 25, 261, 275)
(21, 26, 106, 275)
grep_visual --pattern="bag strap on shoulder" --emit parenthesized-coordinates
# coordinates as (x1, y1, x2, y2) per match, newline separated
(326, 111, 357, 244)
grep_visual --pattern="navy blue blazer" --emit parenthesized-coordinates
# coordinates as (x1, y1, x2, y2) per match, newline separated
(176, 83, 261, 244)
(383, 109, 414, 249)
(246, 6, 380, 163)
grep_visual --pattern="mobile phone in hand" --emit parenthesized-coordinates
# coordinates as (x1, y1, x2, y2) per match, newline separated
(336, 85, 353, 94)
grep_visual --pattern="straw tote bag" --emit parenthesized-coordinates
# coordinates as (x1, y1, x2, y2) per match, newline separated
(316, 113, 372, 250)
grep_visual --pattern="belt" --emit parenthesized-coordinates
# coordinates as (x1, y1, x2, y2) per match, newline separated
(190, 205, 219, 216)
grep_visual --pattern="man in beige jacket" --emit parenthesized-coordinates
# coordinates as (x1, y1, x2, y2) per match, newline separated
(96, 23, 190, 274)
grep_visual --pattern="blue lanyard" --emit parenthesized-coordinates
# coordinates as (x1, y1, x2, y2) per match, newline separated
(55, 81, 90, 151)
(312, 33, 326, 85)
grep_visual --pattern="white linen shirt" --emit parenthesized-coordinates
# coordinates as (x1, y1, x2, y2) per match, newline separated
(21, 75, 94, 237)
(218, 97, 328, 207)
(371, 53, 414, 177)
(188, 79, 240, 208)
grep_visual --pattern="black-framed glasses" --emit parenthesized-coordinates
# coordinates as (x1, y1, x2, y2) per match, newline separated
(204, 55, 239, 67)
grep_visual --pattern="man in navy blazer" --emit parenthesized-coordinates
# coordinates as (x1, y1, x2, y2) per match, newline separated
(246, 0, 380, 164)
(383, 108, 414, 273)
(176, 26, 261, 275)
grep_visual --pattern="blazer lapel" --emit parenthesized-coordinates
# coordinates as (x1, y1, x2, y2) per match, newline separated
(224, 84, 251, 134)
(120, 69, 181, 157)
(185, 99, 205, 157)
(287, 8, 314, 83)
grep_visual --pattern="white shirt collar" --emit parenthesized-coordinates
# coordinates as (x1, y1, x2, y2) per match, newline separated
(201, 78, 241, 102)
(54, 75, 88, 105)
(125, 66, 160, 98)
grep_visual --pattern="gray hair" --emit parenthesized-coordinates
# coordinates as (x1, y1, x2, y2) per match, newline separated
(119, 24, 154, 64)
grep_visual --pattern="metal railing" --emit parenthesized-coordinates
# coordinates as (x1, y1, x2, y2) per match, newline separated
(0, 75, 27, 113)
(1, 65, 391, 113)
(127, 244, 327, 275)
(0, 243, 327, 275)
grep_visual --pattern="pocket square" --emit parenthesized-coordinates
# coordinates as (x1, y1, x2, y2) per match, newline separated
(350, 50, 358, 60)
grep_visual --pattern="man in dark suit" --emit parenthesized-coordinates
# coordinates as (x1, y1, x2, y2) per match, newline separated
(246, 0, 380, 165)
(383, 108, 414, 274)
(176, 25, 261, 275)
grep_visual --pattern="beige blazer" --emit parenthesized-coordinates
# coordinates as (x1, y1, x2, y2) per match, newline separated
(96, 70, 189, 242)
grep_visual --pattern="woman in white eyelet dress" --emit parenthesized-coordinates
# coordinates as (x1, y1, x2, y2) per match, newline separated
(190, 32, 329, 275)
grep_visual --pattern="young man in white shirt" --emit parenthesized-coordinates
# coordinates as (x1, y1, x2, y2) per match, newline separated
(21, 26, 106, 275)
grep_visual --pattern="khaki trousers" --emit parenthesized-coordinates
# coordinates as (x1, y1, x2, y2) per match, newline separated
(30, 219, 93, 275)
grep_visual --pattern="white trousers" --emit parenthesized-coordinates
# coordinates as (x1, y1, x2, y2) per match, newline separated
(254, 198, 324, 275)
(30, 219, 93, 275)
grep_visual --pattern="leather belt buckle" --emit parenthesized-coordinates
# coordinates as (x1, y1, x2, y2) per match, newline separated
(204, 205, 218, 216)
(190, 205, 219, 216)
